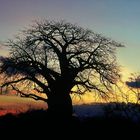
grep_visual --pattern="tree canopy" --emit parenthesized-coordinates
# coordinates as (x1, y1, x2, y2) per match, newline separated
(0, 20, 124, 116)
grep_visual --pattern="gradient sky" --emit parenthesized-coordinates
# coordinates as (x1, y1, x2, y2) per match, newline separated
(0, 0, 140, 80)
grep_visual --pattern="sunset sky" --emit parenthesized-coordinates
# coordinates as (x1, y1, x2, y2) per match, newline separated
(0, 0, 140, 80)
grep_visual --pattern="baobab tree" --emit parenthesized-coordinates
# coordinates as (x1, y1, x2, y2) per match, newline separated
(0, 20, 124, 118)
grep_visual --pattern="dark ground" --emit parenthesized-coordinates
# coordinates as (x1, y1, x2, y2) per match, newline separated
(0, 108, 140, 139)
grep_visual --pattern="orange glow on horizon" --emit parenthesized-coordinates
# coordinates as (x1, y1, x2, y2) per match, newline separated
(0, 95, 47, 116)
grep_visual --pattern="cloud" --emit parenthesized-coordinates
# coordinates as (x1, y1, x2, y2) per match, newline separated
(126, 79, 140, 88)
(0, 44, 3, 49)
(0, 43, 6, 48)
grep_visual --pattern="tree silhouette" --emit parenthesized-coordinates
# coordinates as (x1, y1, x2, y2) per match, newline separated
(0, 20, 124, 118)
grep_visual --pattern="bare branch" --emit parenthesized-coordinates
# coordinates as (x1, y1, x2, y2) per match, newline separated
(11, 85, 48, 102)
(1, 77, 28, 88)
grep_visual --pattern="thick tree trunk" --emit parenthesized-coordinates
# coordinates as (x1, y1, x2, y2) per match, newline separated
(47, 93, 73, 119)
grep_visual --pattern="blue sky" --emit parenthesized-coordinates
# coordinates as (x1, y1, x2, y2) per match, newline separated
(0, 0, 140, 78)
